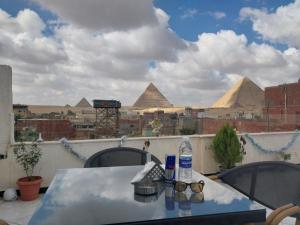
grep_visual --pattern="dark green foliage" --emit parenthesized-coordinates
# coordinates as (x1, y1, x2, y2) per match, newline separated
(14, 114, 22, 121)
(67, 110, 76, 116)
(14, 130, 22, 142)
(180, 128, 196, 135)
(279, 152, 291, 161)
(13, 142, 42, 181)
(212, 124, 243, 169)
(21, 127, 39, 142)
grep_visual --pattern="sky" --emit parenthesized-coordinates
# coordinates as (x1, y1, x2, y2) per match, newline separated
(1, 0, 300, 107)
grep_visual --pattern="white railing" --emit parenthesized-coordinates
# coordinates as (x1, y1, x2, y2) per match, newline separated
(0, 132, 300, 191)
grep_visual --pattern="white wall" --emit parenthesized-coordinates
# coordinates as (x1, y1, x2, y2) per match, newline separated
(0, 65, 13, 155)
(1, 132, 300, 191)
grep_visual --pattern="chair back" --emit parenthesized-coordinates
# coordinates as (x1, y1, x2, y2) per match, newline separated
(219, 161, 300, 209)
(84, 147, 161, 168)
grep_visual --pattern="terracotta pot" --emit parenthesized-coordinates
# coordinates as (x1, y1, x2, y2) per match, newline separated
(17, 176, 42, 201)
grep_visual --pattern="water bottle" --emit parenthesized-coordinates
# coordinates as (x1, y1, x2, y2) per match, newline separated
(178, 193, 192, 217)
(178, 137, 192, 183)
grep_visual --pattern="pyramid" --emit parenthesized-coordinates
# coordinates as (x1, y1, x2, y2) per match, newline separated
(133, 83, 173, 108)
(75, 98, 92, 107)
(212, 77, 264, 108)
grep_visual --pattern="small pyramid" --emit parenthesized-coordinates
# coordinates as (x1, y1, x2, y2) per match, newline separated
(212, 77, 264, 108)
(75, 98, 92, 107)
(133, 83, 173, 108)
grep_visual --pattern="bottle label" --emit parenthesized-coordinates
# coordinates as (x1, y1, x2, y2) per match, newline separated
(179, 156, 192, 168)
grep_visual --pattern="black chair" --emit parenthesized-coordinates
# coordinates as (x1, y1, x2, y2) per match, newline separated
(84, 147, 161, 168)
(211, 161, 300, 225)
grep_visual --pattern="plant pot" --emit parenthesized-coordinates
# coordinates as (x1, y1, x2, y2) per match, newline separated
(17, 176, 42, 201)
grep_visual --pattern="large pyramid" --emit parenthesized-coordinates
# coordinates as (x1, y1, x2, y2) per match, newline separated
(133, 83, 173, 108)
(75, 98, 92, 107)
(212, 77, 264, 108)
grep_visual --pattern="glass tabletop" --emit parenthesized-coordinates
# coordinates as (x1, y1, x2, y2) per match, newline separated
(29, 166, 266, 225)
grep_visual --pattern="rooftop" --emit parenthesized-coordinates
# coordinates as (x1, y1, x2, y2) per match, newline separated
(0, 132, 300, 224)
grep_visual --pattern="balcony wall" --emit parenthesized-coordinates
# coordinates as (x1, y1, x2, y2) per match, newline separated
(0, 132, 300, 192)
(0, 65, 13, 155)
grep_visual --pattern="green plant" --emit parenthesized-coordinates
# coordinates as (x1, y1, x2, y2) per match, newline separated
(149, 119, 162, 136)
(279, 152, 291, 161)
(13, 142, 42, 181)
(180, 128, 196, 135)
(212, 124, 243, 169)
(21, 127, 39, 142)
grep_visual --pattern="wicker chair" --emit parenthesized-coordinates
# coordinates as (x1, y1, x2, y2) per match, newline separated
(0, 219, 8, 225)
(209, 161, 300, 225)
(84, 147, 161, 168)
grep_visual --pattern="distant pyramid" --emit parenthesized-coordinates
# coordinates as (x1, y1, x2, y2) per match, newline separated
(75, 98, 92, 107)
(212, 77, 264, 108)
(133, 83, 173, 108)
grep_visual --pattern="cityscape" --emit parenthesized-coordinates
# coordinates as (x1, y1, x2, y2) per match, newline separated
(1, 0, 300, 225)
(14, 77, 300, 141)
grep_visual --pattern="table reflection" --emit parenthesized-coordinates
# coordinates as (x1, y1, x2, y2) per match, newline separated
(164, 183, 205, 217)
(29, 167, 266, 225)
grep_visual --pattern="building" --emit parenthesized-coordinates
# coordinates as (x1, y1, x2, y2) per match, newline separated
(13, 104, 30, 118)
(199, 79, 300, 134)
(15, 119, 76, 141)
(119, 118, 141, 136)
(264, 80, 300, 126)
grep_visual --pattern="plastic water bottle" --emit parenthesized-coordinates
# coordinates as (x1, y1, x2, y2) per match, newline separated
(178, 137, 192, 183)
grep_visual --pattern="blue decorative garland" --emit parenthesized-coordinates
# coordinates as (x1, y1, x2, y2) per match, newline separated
(244, 132, 300, 154)
(60, 138, 87, 161)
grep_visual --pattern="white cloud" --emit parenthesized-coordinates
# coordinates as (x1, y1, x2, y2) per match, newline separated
(240, 0, 300, 48)
(0, 5, 186, 105)
(148, 30, 300, 106)
(1, 1, 300, 107)
(208, 11, 226, 20)
(32, 0, 158, 31)
(181, 9, 198, 20)
(181, 9, 226, 20)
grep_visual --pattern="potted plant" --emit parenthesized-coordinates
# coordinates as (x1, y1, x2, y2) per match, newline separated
(279, 152, 291, 161)
(212, 124, 243, 170)
(13, 141, 42, 201)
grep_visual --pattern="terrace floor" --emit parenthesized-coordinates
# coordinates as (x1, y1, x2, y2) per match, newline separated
(0, 195, 42, 225)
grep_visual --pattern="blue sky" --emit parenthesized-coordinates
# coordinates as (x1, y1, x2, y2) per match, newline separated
(154, 0, 292, 49)
(1, 0, 293, 45)
(0, 0, 299, 106)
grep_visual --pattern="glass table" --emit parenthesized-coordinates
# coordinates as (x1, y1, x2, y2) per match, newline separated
(28, 166, 266, 225)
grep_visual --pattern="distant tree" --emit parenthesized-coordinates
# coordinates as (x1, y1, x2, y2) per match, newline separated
(14, 114, 22, 121)
(20, 127, 39, 142)
(67, 110, 76, 116)
(149, 119, 162, 136)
